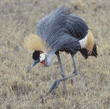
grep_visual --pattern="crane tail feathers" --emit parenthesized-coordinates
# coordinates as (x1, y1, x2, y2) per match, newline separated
(86, 30, 94, 55)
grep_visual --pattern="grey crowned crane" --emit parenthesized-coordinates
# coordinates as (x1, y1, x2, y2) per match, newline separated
(24, 5, 97, 94)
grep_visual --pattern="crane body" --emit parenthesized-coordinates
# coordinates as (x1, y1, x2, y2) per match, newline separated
(24, 5, 97, 94)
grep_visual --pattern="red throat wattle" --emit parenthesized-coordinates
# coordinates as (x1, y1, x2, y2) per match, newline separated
(40, 52, 46, 68)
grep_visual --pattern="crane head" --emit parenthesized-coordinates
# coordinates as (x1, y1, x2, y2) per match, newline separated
(31, 50, 55, 68)
(24, 34, 54, 68)
(31, 51, 46, 68)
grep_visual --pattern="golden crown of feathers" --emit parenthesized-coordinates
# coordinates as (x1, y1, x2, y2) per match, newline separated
(24, 34, 51, 52)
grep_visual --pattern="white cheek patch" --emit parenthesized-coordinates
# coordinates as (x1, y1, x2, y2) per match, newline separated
(40, 53, 46, 62)
(79, 35, 87, 48)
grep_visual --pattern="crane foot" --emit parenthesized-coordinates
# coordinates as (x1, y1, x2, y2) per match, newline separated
(47, 80, 61, 94)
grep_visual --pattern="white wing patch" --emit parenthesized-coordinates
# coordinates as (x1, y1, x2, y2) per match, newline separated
(79, 35, 87, 48)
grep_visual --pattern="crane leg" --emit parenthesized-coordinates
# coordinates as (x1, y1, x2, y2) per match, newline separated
(71, 54, 77, 75)
(56, 51, 65, 77)
(47, 53, 77, 94)
(56, 51, 66, 93)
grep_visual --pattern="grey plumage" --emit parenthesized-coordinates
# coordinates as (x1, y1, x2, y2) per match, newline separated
(36, 5, 89, 53)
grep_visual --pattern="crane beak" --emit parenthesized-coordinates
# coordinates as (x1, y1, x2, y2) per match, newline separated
(31, 59, 40, 69)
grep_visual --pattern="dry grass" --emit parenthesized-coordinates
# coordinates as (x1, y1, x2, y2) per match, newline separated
(0, 0, 110, 109)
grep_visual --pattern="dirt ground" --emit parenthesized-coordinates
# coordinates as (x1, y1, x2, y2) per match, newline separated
(0, 0, 110, 109)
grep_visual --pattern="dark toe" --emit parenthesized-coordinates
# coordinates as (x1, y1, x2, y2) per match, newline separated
(48, 80, 60, 94)
(61, 73, 65, 77)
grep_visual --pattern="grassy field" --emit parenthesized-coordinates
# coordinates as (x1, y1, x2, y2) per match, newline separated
(0, 0, 110, 108)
